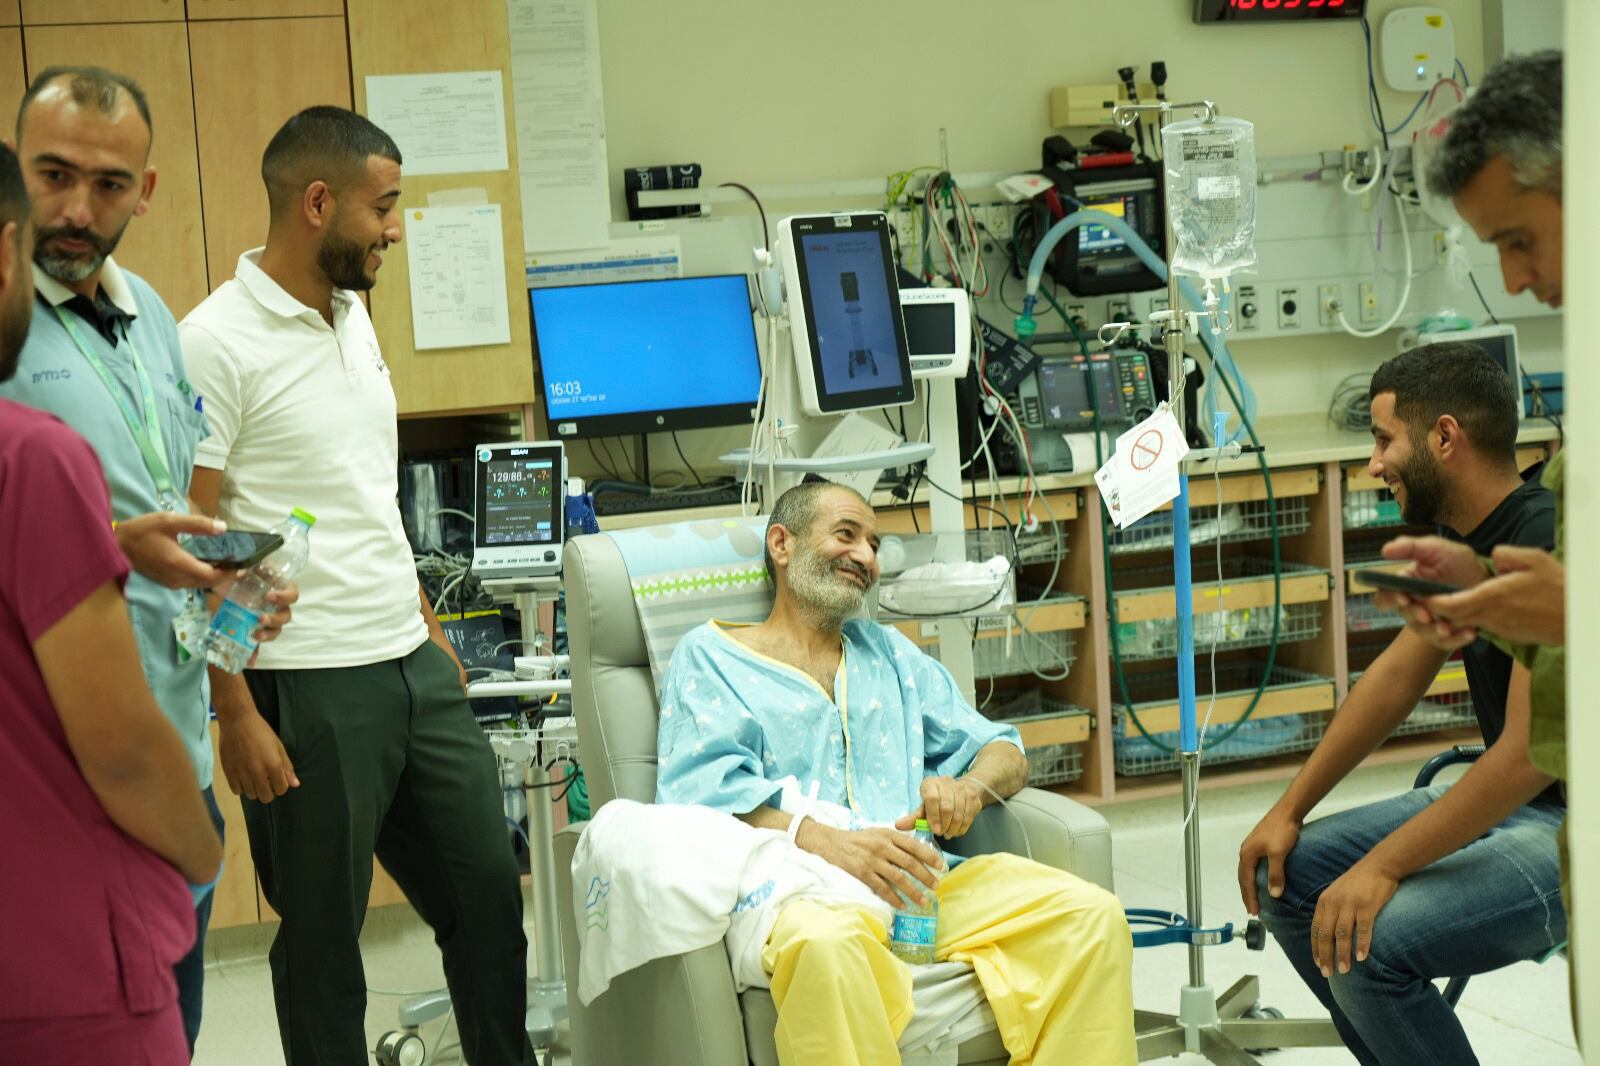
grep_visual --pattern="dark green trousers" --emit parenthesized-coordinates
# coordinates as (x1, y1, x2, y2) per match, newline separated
(243, 639, 534, 1066)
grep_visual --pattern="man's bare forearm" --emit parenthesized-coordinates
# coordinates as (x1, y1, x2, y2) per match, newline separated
(1365, 745, 1552, 881)
(208, 665, 259, 723)
(963, 740, 1029, 806)
(1273, 631, 1445, 822)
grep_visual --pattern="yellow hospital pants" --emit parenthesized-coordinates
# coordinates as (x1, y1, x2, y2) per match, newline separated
(762, 852, 1136, 1066)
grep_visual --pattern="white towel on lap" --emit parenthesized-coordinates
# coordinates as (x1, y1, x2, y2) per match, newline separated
(570, 799, 992, 1056)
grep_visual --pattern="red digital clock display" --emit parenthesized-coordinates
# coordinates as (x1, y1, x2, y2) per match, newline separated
(1194, 0, 1366, 22)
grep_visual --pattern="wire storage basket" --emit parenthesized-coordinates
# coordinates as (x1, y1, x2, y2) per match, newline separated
(1015, 521, 1071, 567)
(1107, 493, 1310, 555)
(1345, 592, 1406, 633)
(950, 627, 1077, 680)
(876, 529, 1017, 621)
(1110, 557, 1327, 661)
(983, 692, 1091, 787)
(1111, 663, 1333, 776)
(1114, 601, 1321, 662)
(1342, 488, 1404, 530)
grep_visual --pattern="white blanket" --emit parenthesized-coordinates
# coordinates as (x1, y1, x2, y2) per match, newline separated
(570, 799, 994, 1055)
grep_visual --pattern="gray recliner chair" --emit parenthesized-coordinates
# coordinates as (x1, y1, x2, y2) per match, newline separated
(553, 530, 1118, 1066)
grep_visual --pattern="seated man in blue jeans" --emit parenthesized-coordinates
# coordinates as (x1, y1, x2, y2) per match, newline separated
(1237, 342, 1564, 1066)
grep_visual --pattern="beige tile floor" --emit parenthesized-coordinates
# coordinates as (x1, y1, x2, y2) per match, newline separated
(193, 759, 1578, 1065)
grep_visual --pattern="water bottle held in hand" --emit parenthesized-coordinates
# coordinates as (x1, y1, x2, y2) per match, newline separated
(889, 818, 940, 965)
(206, 509, 315, 673)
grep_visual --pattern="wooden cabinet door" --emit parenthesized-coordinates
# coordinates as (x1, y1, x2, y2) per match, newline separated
(0, 27, 22, 115)
(346, 0, 535, 415)
(189, 16, 351, 289)
(22, 22, 210, 316)
(188, 0, 342, 18)
(22, 0, 180, 24)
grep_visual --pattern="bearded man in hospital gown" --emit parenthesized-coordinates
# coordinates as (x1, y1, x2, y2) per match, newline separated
(656, 478, 1136, 1066)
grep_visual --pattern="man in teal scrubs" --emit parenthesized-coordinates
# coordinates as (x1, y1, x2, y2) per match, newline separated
(0, 65, 293, 1057)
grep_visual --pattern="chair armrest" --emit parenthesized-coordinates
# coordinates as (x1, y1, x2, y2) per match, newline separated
(555, 823, 750, 1066)
(946, 786, 1114, 892)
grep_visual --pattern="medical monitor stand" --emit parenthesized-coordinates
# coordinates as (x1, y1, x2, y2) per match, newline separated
(483, 575, 568, 1048)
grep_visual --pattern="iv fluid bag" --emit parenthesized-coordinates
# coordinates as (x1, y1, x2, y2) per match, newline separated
(1162, 116, 1257, 281)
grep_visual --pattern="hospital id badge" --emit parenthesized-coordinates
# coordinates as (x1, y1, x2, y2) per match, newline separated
(173, 602, 210, 663)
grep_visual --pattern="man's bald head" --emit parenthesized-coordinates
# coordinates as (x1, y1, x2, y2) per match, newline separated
(262, 106, 402, 221)
(17, 66, 152, 150)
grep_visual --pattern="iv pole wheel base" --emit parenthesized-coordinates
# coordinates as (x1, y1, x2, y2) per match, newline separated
(375, 1029, 427, 1066)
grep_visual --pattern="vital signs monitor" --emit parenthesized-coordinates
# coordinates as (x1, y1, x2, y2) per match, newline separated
(470, 441, 566, 580)
(779, 213, 914, 416)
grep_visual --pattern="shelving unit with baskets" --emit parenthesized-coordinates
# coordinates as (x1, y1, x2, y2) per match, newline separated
(984, 691, 1093, 787)
(1111, 663, 1335, 776)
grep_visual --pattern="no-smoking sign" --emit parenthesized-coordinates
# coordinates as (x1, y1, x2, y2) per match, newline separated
(1130, 429, 1164, 471)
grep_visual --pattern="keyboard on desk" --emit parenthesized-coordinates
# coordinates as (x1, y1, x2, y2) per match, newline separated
(591, 483, 746, 516)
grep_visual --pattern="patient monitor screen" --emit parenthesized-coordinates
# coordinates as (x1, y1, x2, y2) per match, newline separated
(798, 232, 909, 398)
(1036, 359, 1096, 427)
(902, 301, 958, 357)
(477, 451, 558, 546)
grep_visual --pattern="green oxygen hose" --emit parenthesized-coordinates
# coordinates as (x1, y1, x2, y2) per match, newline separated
(1035, 284, 1282, 755)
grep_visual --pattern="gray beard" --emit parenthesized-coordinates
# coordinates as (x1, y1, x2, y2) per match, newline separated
(36, 250, 101, 284)
(786, 545, 868, 632)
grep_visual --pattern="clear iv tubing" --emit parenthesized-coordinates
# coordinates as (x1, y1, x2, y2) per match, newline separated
(1015, 210, 1256, 445)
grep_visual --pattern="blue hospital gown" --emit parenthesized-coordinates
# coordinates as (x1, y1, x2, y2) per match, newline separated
(656, 619, 1023, 825)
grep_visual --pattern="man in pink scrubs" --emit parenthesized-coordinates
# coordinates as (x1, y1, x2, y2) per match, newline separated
(0, 140, 223, 1061)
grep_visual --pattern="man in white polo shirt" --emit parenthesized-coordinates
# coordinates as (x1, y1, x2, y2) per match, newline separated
(180, 107, 534, 1066)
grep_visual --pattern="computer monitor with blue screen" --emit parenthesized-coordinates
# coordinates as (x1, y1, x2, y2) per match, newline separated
(531, 274, 762, 438)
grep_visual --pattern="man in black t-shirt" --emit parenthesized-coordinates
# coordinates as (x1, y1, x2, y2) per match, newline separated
(1237, 342, 1562, 1066)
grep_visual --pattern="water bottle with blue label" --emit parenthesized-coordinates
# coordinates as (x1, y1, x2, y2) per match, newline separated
(206, 509, 315, 673)
(889, 818, 940, 965)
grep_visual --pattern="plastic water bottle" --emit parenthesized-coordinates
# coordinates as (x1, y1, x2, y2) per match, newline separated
(889, 819, 940, 965)
(205, 509, 315, 673)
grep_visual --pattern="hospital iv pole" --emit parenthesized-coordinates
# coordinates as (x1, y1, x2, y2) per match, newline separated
(1102, 100, 1344, 1062)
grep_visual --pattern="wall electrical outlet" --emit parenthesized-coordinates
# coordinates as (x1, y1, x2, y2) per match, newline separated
(1108, 299, 1132, 323)
(891, 208, 917, 258)
(1318, 284, 1341, 327)
(1065, 303, 1089, 332)
(1277, 288, 1301, 330)
(1359, 281, 1380, 324)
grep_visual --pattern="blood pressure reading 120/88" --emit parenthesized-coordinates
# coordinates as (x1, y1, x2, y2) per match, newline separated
(481, 458, 556, 545)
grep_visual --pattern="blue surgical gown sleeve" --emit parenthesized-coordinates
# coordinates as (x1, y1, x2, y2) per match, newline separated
(882, 626, 1024, 780)
(654, 631, 785, 816)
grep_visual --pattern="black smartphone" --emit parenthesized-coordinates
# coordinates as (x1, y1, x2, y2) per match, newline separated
(1353, 569, 1461, 598)
(181, 530, 284, 570)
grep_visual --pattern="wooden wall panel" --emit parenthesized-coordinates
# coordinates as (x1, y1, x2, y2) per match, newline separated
(22, 0, 179, 24)
(0, 27, 22, 116)
(0, 2, 18, 28)
(346, 0, 535, 416)
(188, 0, 342, 18)
(22, 22, 210, 316)
(189, 16, 351, 289)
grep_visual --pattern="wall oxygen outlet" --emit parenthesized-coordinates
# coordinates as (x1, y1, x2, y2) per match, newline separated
(1318, 284, 1341, 327)
(1359, 281, 1380, 324)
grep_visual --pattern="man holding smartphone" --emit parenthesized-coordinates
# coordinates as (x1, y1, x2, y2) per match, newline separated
(1238, 343, 1562, 1065)
(180, 107, 533, 1065)
(0, 67, 294, 1055)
